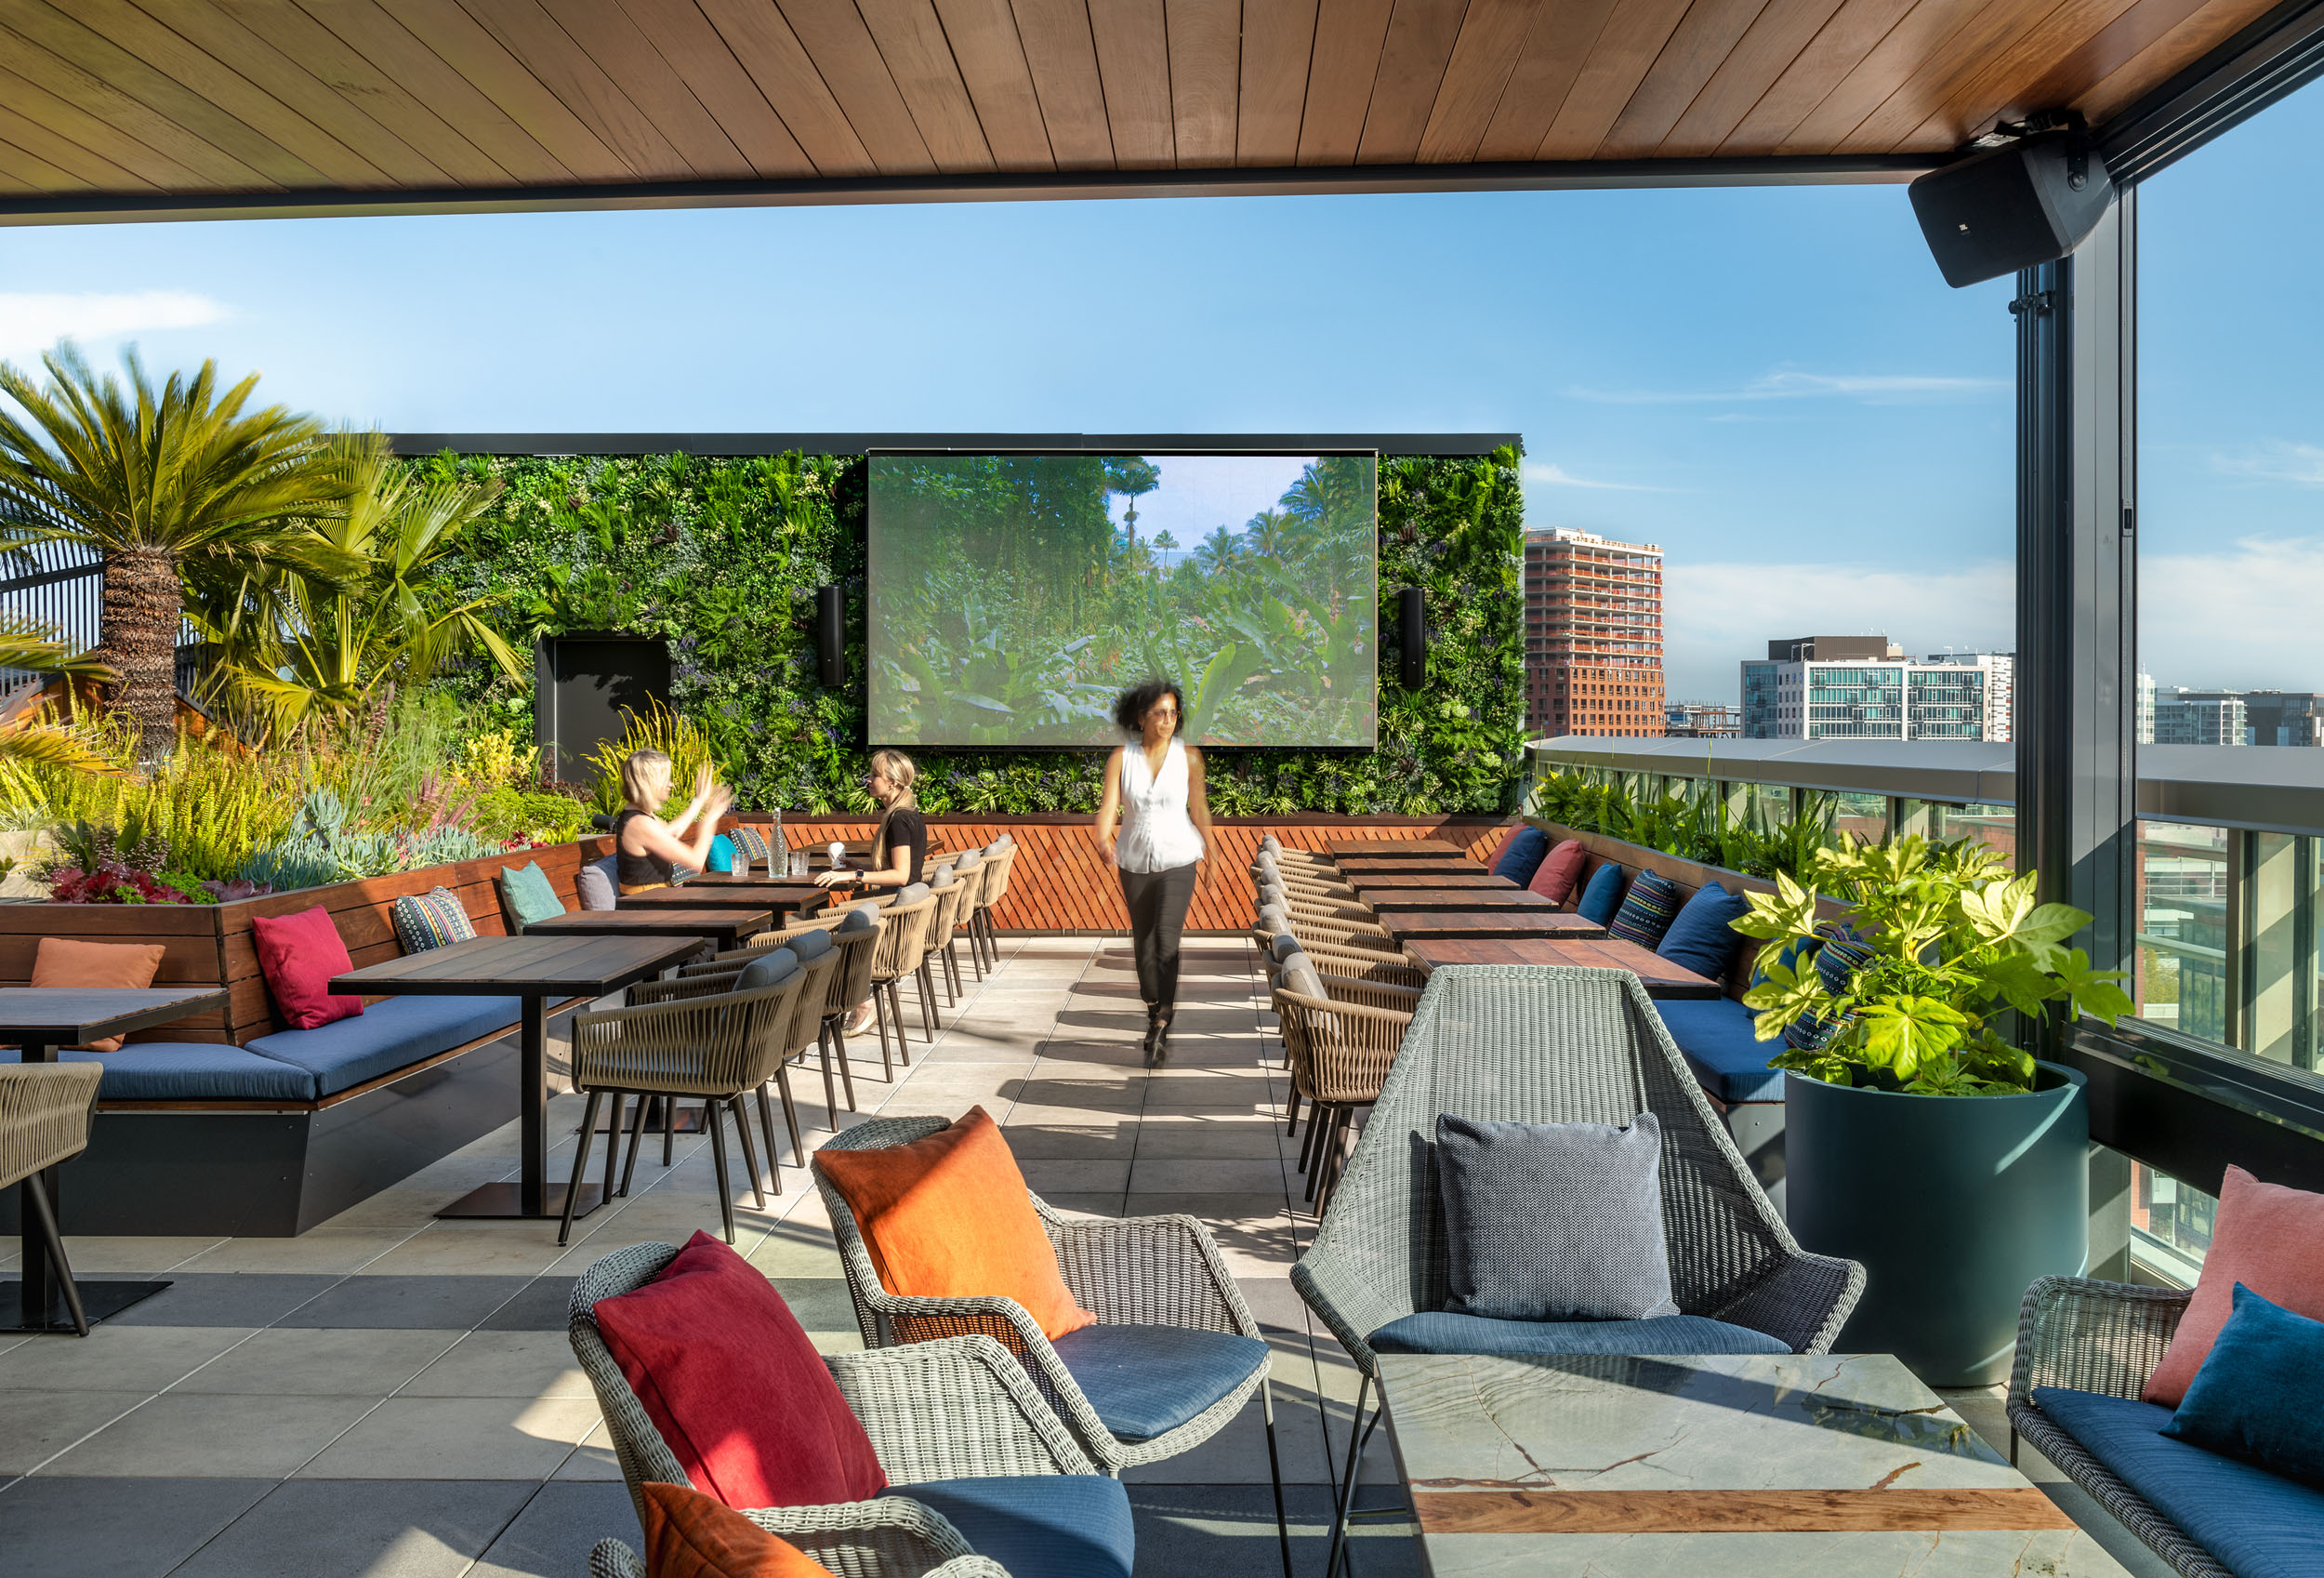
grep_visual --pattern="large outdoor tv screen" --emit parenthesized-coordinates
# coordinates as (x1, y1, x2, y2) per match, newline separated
(868, 453, 1378, 749)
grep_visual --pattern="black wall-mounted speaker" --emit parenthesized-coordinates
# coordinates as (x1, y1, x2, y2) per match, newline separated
(815, 586, 845, 688)
(534, 633, 669, 782)
(1909, 133, 2113, 288)
(1398, 587, 1425, 690)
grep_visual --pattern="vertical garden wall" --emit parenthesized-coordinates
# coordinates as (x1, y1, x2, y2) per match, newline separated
(413, 445, 1525, 816)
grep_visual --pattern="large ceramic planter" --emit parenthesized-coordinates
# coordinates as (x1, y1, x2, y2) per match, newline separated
(1784, 1062, 2088, 1386)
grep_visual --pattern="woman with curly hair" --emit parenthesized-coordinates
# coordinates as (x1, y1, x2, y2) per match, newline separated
(1094, 678, 1212, 1064)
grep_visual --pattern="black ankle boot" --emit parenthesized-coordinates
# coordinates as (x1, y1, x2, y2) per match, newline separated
(1153, 1006, 1173, 1063)
(1142, 1005, 1164, 1067)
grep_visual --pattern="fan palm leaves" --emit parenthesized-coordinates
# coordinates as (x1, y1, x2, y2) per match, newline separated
(1195, 524, 1241, 574)
(0, 346, 359, 761)
(0, 618, 118, 774)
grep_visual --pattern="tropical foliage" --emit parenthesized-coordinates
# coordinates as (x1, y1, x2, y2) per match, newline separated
(0, 618, 117, 774)
(1527, 767, 1839, 882)
(1736, 836, 2134, 1095)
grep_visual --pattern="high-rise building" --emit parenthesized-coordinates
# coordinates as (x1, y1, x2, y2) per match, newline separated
(2165, 688, 2324, 746)
(1524, 528, 1663, 737)
(1666, 701, 1741, 737)
(1740, 638, 2014, 742)
(2156, 693, 2253, 746)
(2136, 672, 2157, 745)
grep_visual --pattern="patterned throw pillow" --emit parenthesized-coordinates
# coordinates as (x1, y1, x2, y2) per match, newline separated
(392, 886, 476, 953)
(1785, 923, 1872, 1052)
(1606, 870, 1682, 949)
(728, 824, 772, 866)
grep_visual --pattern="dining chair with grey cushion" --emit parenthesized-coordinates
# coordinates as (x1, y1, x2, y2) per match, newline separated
(968, 843, 1017, 969)
(947, 851, 989, 983)
(868, 884, 939, 1062)
(1292, 965, 1865, 1578)
(0, 1062, 105, 1335)
(635, 942, 838, 1167)
(921, 866, 973, 1005)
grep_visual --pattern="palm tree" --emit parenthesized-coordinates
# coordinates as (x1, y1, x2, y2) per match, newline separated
(0, 618, 117, 774)
(1195, 524, 1240, 575)
(0, 346, 357, 761)
(1243, 507, 1295, 563)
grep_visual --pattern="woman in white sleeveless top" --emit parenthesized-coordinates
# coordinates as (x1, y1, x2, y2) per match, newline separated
(1095, 678, 1212, 1064)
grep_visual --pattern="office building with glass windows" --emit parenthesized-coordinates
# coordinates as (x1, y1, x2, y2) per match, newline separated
(1524, 527, 1663, 737)
(1740, 638, 2014, 741)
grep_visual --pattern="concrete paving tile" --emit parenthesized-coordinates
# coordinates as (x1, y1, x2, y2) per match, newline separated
(400, 1330, 593, 1399)
(108, 1274, 347, 1329)
(0, 1474, 276, 1578)
(1019, 1158, 1133, 1192)
(744, 1223, 844, 1278)
(1124, 1484, 1391, 1578)
(998, 1122, 1140, 1160)
(168, 1478, 536, 1578)
(350, 1227, 583, 1280)
(39, 1392, 378, 1478)
(291, 1396, 599, 1479)
(472, 1480, 638, 1574)
(762, 1275, 862, 1337)
(172, 1235, 407, 1275)
(1040, 1192, 1129, 1217)
(0, 1324, 255, 1394)
(548, 1421, 627, 1483)
(1121, 1381, 1335, 1484)
(275, 1275, 536, 1331)
(1134, 1121, 1297, 1160)
(0, 1388, 152, 1473)
(172, 1327, 462, 1396)
(1011, 1078, 1144, 1108)
(1130, 1159, 1290, 1194)
(475, 1278, 581, 1333)
(52, 1236, 230, 1274)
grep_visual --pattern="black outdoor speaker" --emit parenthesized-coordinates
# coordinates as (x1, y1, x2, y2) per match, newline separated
(815, 586, 845, 687)
(1909, 134, 2113, 288)
(1397, 587, 1425, 689)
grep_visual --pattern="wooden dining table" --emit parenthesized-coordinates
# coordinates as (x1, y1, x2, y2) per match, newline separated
(1350, 887, 1554, 912)
(525, 907, 772, 955)
(1322, 838, 1468, 857)
(618, 881, 829, 919)
(1345, 871, 1514, 891)
(1377, 909, 1609, 944)
(1333, 856, 1490, 877)
(1404, 936, 1723, 999)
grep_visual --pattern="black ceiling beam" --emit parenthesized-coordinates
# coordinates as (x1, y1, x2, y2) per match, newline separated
(2098, 0, 2324, 185)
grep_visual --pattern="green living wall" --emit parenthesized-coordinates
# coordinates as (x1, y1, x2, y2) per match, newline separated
(413, 446, 1525, 816)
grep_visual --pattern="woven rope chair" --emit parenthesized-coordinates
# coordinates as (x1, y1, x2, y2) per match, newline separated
(1273, 979, 1416, 1211)
(1292, 965, 1865, 1577)
(944, 859, 992, 985)
(686, 916, 878, 1122)
(2005, 1278, 2227, 1578)
(1256, 936, 1425, 1141)
(629, 951, 832, 1169)
(969, 844, 1017, 968)
(868, 890, 940, 1064)
(814, 1115, 1291, 1575)
(1253, 861, 1356, 901)
(1, 1062, 104, 1335)
(571, 1240, 1100, 1578)
(922, 875, 970, 1009)
(561, 971, 805, 1245)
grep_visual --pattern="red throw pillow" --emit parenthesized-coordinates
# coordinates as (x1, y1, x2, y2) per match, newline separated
(593, 1231, 886, 1511)
(248, 906, 363, 1030)
(2145, 1165, 2324, 1406)
(31, 937, 167, 1051)
(814, 1107, 1097, 1342)
(640, 1482, 837, 1578)
(1527, 840, 1590, 906)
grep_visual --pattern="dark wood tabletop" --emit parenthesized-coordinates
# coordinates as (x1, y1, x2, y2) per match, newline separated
(619, 882, 826, 913)
(1322, 838, 1467, 856)
(1405, 936, 1723, 998)
(1377, 909, 1609, 943)
(1350, 887, 1553, 911)
(524, 908, 771, 952)
(330, 933, 706, 998)
(0, 988, 229, 1054)
(1346, 871, 1514, 890)
(1332, 857, 1490, 876)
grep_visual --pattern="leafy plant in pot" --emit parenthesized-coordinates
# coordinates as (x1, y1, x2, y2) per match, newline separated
(1735, 836, 2134, 1385)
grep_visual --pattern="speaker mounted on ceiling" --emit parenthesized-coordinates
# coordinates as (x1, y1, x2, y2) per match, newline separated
(1909, 127, 2113, 288)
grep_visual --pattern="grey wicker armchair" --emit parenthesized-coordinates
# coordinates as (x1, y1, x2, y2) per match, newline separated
(2005, 1275, 2226, 1578)
(1292, 965, 1864, 1578)
(815, 1114, 1292, 1576)
(1, 1062, 105, 1335)
(570, 1240, 1102, 1578)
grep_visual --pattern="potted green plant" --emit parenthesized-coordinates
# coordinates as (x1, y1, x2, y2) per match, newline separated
(1735, 835, 2133, 1385)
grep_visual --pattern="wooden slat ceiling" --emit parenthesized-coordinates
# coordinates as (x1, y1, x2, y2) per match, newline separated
(0, 0, 2290, 219)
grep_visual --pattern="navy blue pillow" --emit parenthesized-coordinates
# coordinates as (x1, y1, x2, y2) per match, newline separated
(2163, 1283, 2324, 1488)
(1656, 882, 1750, 980)
(1491, 825, 1552, 885)
(1575, 862, 1627, 928)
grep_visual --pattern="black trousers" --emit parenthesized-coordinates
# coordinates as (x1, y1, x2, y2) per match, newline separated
(1120, 861, 1199, 1012)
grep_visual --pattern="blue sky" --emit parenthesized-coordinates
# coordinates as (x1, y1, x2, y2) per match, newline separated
(1, 81, 2315, 703)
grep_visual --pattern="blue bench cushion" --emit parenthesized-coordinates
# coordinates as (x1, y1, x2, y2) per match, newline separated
(1370, 1310, 1791, 1359)
(1656, 998, 1784, 1104)
(880, 1476, 1133, 1578)
(1, 1042, 318, 1102)
(1050, 1322, 1270, 1443)
(245, 994, 522, 1097)
(2033, 1387, 2324, 1578)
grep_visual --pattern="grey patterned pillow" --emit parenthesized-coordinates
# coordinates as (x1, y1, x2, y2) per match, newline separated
(1434, 1112, 1676, 1322)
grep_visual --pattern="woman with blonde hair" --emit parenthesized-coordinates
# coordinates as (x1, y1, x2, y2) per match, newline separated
(817, 749, 929, 1034)
(614, 750, 733, 895)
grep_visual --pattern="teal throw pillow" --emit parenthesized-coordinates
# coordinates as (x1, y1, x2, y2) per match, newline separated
(499, 861, 565, 929)
(2162, 1283, 2324, 1487)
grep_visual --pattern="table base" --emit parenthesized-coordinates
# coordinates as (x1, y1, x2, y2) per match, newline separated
(436, 1179, 610, 1222)
(0, 1278, 171, 1333)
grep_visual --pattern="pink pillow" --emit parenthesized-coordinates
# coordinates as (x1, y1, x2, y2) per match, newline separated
(593, 1231, 887, 1510)
(2144, 1165, 2324, 1405)
(1527, 840, 1590, 905)
(249, 906, 363, 1030)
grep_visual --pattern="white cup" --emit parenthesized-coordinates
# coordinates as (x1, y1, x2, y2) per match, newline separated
(828, 841, 847, 869)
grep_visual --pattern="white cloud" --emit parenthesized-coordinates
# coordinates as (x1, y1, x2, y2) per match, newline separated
(2142, 536, 2324, 691)
(0, 290, 231, 366)
(2211, 442, 2324, 488)
(1522, 460, 1679, 492)
(1566, 368, 2005, 405)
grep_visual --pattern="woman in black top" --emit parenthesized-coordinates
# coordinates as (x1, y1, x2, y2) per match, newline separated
(817, 749, 925, 1034)
(614, 749, 733, 895)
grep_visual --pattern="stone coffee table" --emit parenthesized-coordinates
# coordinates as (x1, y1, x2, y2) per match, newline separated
(1377, 1351, 2128, 1576)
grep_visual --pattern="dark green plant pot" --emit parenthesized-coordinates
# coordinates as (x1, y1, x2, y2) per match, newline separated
(1784, 1062, 2088, 1386)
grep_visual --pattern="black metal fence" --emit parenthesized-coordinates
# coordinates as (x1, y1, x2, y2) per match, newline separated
(0, 542, 207, 697)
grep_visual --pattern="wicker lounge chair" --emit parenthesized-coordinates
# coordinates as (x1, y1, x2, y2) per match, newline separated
(1291, 965, 1864, 1578)
(1, 1062, 105, 1335)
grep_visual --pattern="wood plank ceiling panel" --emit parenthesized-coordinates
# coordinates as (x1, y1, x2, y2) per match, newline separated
(1775, 0, 1997, 154)
(524, 0, 752, 174)
(0, 135, 93, 191)
(1717, 0, 1920, 152)
(1168, 0, 1241, 166)
(1356, 0, 1471, 163)
(1088, 0, 1174, 166)
(0, 154, 45, 193)
(1416, 0, 1544, 163)
(1600, 0, 1783, 155)
(1008, 0, 1115, 165)
(772, 0, 939, 174)
(693, 0, 878, 176)
(1297, 0, 1397, 163)
(928, 0, 1056, 168)
(1899, 0, 2148, 144)
(1659, 0, 1857, 154)
(2070, 0, 2287, 122)
(602, 0, 814, 176)
(0, 61, 209, 186)
(1862, 0, 2146, 151)
(0, 99, 153, 188)
(1472, 0, 1623, 160)
(1236, 0, 1318, 164)
(370, 0, 631, 178)
(1536, 0, 1699, 156)
(455, 0, 693, 176)
(854, 0, 998, 170)
(2012, 0, 2212, 112)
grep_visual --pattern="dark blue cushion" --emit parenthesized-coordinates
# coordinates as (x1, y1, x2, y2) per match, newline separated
(2165, 1284, 2324, 1488)
(879, 1476, 1133, 1578)
(2034, 1386, 2324, 1578)
(1369, 1310, 1790, 1358)
(1576, 862, 1627, 927)
(1491, 825, 1552, 884)
(1657, 882, 1750, 981)
(0, 1042, 318, 1102)
(245, 994, 522, 1097)
(1050, 1323, 1270, 1443)
(1655, 998, 1783, 1104)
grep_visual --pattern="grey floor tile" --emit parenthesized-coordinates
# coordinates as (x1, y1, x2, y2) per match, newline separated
(0, 1325, 256, 1394)
(764, 1275, 863, 1336)
(0, 1388, 152, 1474)
(290, 1396, 599, 1479)
(168, 1478, 536, 1578)
(398, 1330, 592, 1399)
(277, 1275, 535, 1331)
(1019, 1158, 1134, 1192)
(1125, 1484, 1384, 1578)
(476, 1278, 581, 1333)
(39, 1392, 378, 1478)
(170, 1327, 464, 1396)
(469, 1481, 640, 1577)
(108, 1275, 347, 1329)
(1131, 1159, 1289, 1193)
(0, 1475, 275, 1578)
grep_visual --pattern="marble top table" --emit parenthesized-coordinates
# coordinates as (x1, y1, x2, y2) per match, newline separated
(1378, 1352, 2126, 1577)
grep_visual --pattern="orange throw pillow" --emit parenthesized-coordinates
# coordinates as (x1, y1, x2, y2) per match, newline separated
(814, 1107, 1095, 1342)
(2145, 1165, 2324, 1405)
(32, 937, 167, 1052)
(640, 1482, 835, 1578)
